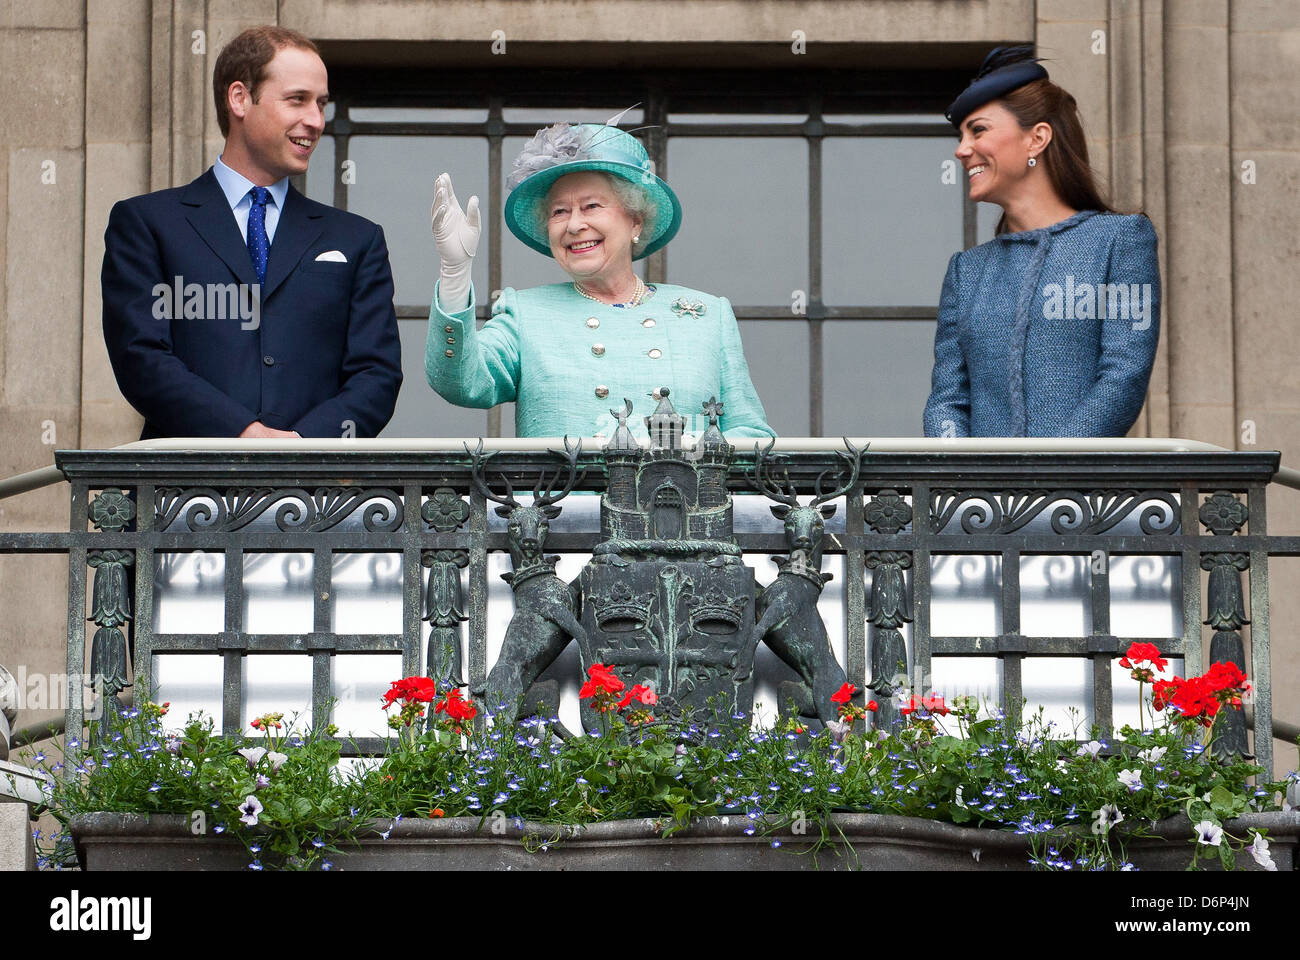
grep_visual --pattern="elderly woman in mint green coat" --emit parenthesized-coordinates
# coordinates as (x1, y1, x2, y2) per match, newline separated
(425, 122, 775, 441)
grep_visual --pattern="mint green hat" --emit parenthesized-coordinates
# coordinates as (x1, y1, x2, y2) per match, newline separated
(503, 123, 682, 260)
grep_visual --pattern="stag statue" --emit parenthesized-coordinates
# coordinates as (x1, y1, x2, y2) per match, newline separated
(747, 439, 863, 724)
(468, 438, 588, 728)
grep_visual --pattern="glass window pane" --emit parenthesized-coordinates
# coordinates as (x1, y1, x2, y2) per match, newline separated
(382, 318, 489, 439)
(506, 107, 650, 124)
(823, 113, 948, 125)
(930, 554, 1002, 637)
(351, 107, 487, 123)
(667, 137, 807, 304)
(823, 137, 962, 306)
(504, 107, 642, 125)
(821, 320, 933, 437)
(332, 653, 405, 738)
(736, 319, 808, 436)
(1109, 556, 1182, 638)
(152, 655, 224, 733)
(1020, 555, 1092, 638)
(1022, 657, 1093, 738)
(1111, 654, 1183, 736)
(330, 553, 402, 634)
(347, 136, 490, 307)
(153, 551, 224, 634)
(930, 657, 1001, 718)
(305, 135, 334, 204)
(976, 200, 1001, 244)
(242, 552, 314, 634)
(498, 401, 517, 439)
(668, 113, 805, 125)
(243, 654, 313, 727)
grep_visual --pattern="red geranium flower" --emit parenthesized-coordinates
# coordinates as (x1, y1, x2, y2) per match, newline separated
(579, 663, 625, 700)
(617, 684, 658, 709)
(830, 683, 856, 704)
(898, 693, 951, 718)
(435, 687, 477, 723)
(1203, 661, 1247, 693)
(382, 676, 438, 708)
(1118, 641, 1168, 672)
(1152, 678, 1180, 711)
(921, 694, 951, 716)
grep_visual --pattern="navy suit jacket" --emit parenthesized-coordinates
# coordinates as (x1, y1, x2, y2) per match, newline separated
(102, 168, 402, 439)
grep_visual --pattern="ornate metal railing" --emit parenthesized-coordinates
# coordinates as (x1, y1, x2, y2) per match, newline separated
(0, 438, 1294, 781)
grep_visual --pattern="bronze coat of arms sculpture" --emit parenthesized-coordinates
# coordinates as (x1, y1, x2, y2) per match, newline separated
(473, 390, 859, 732)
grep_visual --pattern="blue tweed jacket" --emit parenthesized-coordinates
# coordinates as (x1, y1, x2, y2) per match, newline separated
(922, 210, 1160, 437)
(425, 280, 776, 440)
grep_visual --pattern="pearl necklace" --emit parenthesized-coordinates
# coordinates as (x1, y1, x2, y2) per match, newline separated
(574, 276, 649, 308)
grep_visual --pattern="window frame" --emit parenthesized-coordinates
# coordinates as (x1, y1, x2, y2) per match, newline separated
(306, 66, 978, 436)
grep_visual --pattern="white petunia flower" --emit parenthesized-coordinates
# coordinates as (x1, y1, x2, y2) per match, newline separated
(266, 751, 288, 772)
(237, 747, 266, 769)
(238, 795, 263, 826)
(1194, 820, 1223, 846)
(1137, 746, 1166, 763)
(1096, 804, 1124, 832)
(1076, 740, 1103, 759)
(1247, 831, 1277, 871)
(1118, 769, 1144, 792)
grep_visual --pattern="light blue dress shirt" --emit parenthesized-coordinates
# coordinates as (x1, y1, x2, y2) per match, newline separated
(212, 155, 289, 244)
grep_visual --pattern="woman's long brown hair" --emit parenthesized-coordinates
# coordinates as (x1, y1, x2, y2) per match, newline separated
(995, 78, 1117, 233)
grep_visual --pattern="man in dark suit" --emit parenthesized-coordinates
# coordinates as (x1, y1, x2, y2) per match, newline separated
(102, 26, 401, 439)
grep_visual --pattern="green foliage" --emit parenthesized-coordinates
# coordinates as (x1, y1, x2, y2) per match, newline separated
(26, 698, 1288, 872)
(28, 704, 354, 871)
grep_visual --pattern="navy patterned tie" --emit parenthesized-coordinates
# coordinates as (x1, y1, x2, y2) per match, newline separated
(247, 186, 271, 285)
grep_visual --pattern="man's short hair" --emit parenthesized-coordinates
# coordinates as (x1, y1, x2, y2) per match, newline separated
(213, 26, 321, 138)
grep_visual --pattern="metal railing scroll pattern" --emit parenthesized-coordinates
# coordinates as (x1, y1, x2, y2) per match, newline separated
(42, 445, 1289, 782)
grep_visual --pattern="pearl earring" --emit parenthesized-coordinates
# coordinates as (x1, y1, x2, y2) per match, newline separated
(1027, 156, 1038, 167)
(633, 235, 641, 243)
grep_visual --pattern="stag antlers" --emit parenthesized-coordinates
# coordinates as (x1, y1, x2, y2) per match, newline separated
(465, 437, 585, 518)
(749, 438, 864, 516)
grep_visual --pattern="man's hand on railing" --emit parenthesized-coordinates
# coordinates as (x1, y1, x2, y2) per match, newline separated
(239, 421, 301, 439)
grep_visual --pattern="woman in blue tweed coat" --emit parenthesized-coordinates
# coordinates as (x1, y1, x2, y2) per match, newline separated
(425, 122, 775, 441)
(923, 47, 1160, 438)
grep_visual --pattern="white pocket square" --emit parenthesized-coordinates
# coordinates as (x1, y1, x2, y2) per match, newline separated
(314, 250, 347, 263)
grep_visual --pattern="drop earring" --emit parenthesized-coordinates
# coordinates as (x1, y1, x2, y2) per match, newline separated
(1027, 156, 1038, 167)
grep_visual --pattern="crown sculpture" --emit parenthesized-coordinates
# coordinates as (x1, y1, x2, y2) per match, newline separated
(470, 389, 860, 732)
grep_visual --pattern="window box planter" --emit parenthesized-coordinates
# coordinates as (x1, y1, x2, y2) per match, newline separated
(69, 810, 1299, 871)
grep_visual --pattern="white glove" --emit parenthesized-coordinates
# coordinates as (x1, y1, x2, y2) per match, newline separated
(431, 172, 480, 312)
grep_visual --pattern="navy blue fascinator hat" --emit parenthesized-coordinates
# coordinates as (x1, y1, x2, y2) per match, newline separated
(946, 45, 1049, 129)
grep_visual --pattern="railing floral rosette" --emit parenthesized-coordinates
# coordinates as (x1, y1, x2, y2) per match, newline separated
(35, 442, 1289, 784)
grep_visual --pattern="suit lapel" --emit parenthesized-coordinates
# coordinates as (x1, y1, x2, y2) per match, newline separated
(181, 169, 257, 286)
(261, 186, 325, 302)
